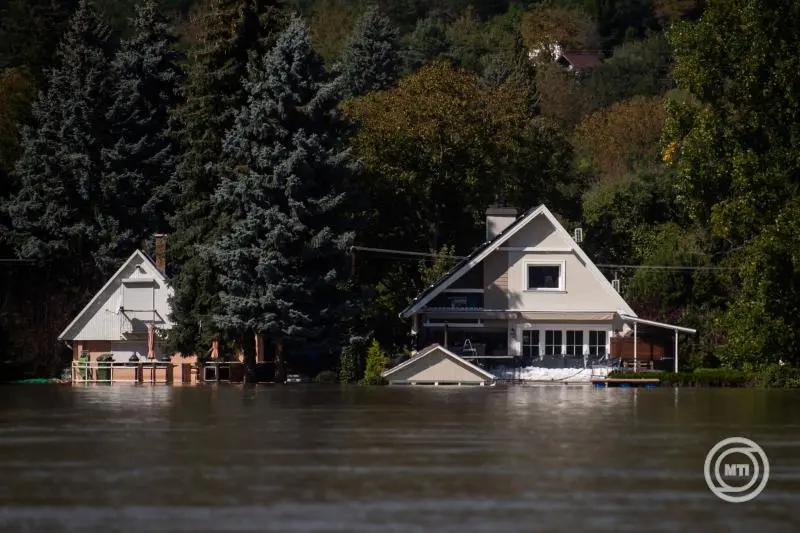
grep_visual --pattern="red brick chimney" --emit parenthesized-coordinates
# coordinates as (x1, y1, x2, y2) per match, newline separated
(154, 234, 166, 273)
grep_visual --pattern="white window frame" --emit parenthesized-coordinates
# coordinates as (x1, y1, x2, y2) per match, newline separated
(565, 330, 584, 356)
(588, 330, 608, 357)
(511, 324, 612, 358)
(522, 330, 540, 361)
(524, 261, 566, 292)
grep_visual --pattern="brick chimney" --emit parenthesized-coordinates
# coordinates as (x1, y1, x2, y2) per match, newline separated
(486, 207, 517, 240)
(154, 234, 166, 273)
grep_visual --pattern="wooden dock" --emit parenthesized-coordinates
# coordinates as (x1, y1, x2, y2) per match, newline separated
(592, 377, 660, 388)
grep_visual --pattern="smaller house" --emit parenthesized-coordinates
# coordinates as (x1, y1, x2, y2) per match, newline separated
(58, 235, 196, 384)
(528, 43, 602, 72)
(382, 344, 497, 386)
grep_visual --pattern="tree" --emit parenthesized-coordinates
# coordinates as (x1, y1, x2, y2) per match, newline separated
(520, 4, 599, 63)
(336, 5, 401, 98)
(573, 95, 666, 178)
(362, 338, 388, 384)
(0, 68, 35, 195)
(664, 0, 800, 366)
(166, 0, 286, 356)
(102, 0, 185, 251)
(211, 16, 358, 378)
(402, 16, 450, 71)
(5, 0, 117, 278)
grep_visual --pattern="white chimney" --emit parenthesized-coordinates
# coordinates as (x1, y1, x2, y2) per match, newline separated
(486, 207, 518, 240)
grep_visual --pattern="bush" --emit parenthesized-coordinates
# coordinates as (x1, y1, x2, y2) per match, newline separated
(314, 370, 338, 384)
(608, 368, 755, 387)
(360, 339, 388, 386)
(758, 364, 800, 388)
(339, 339, 368, 384)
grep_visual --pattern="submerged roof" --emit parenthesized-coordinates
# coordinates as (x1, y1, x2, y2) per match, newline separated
(560, 51, 602, 70)
(381, 344, 497, 381)
(399, 205, 636, 319)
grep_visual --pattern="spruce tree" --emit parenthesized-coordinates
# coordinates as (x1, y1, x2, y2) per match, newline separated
(166, 0, 286, 356)
(5, 0, 117, 281)
(103, 0, 185, 251)
(336, 5, 401, 98)
(211, 16, 357, 378)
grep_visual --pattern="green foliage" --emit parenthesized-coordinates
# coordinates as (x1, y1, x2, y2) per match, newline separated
(361, 338, 388, 385)
(336, 5, 401, 98)
(314, 369, 339, 383)
(665, 0, 800, 367)
(103, 0, 185, 248)
(419, 244, 458, 286)
(339, 337, 367, 383)
(211, 17, 357, 360)
(402, 16, 450, 71)
(166, 0, 286, 356)
(609, 366, 800, 388)
(5, 0, 119, 277)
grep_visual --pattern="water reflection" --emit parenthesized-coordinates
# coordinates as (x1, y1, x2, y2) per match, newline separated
(0, 385, 798, 532)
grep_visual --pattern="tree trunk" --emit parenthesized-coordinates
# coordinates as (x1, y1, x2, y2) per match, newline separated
(274, 340, 286, 383)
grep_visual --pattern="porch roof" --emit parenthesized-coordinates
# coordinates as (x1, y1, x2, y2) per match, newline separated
(422, 310, 616, 321)
(618, 314, 697, 334)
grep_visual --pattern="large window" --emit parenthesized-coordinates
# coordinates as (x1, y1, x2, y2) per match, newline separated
(526, 263, 563, 290)
(589, 331, 607, 356)
(522, 330, 539, 363)
(565, 330, 583, 356)
(544, 330, 562, 355)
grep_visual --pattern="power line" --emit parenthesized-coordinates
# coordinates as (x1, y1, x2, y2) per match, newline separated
(350, 246, 736, 271)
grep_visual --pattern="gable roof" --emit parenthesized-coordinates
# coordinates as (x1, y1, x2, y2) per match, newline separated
(399, 204, 636, 319)
(57, 250, 169, 341)
(560, 51, 602, 70)
(381, 344, 497, 381)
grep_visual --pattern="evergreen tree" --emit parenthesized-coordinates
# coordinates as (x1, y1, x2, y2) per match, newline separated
(103, 0, 185, 252)
(166, 0, 286, 356)
(5, 0, 117, 281)
(211, 17, 357, 379)
(402, 16, 450, 72)
(336, 5, 401, 98)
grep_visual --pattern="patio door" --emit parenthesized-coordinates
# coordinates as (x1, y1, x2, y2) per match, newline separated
(521, 330, 540, 365)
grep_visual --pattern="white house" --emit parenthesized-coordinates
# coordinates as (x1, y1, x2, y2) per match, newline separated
(58, 235, 174, 363)
(397, 206, 696, 374)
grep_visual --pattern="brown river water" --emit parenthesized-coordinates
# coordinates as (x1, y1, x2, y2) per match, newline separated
(0, 385, 799, 532)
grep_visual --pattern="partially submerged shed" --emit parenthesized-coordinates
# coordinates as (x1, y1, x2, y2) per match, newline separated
(382, 344, 497, 386)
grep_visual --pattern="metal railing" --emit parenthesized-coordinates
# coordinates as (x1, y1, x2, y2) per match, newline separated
(71, 360, 173, 384)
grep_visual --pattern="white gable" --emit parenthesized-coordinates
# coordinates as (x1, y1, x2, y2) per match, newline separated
(382, 344, 496, 383)
(400, 205, 636, 318)
(58, 251, 174, 341)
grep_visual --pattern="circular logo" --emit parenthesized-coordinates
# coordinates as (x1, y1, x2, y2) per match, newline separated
(704, 437, 769, 503)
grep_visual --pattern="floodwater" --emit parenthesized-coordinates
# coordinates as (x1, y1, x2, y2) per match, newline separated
(0, 385, 799, 533)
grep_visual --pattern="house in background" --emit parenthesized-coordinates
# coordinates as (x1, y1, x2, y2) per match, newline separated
(528, 43, 602, 72)
(396, 205, 696, 376)
(58, 235, 197, 384)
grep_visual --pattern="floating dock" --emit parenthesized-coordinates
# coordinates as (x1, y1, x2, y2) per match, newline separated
(591, 377, 660, 388)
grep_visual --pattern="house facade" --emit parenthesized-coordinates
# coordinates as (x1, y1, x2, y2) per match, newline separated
(58, 235, 198, 383)
(399, 206, 695, 371)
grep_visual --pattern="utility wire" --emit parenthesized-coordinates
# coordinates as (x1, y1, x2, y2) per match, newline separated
(350, 246, 737, 271)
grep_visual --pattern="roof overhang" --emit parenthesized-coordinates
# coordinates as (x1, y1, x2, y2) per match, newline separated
(619, 314, 697, 334)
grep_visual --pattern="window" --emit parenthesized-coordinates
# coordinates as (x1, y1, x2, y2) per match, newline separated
(526, 264, 563, 290)
(544, 330, 562, 355)
(566, 330, 583, 356)
(522, 330, 539, 363)
(589, 331, 607, 356)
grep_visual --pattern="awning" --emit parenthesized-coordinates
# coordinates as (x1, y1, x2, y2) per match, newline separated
(618, 314, 696, 334)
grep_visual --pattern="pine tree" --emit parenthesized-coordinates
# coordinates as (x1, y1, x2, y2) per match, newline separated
(211, 16, 358, 379)
(103, 0, 185, 252)
(166, 0, 286, 356)
(336, 5, 401, 98)
(5, 0, 117, 281)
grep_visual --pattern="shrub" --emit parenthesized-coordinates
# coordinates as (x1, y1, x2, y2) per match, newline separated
(608, 368, 755, 387)
(758, 364, 800, 388)
(361, 339, 388, 385)
(314, 370, 338, 384)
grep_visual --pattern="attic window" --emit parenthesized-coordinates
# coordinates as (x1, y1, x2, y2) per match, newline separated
(526, 262, 564, 291)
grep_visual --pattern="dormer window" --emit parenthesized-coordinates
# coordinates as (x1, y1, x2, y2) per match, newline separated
(525, 262, 565, 291)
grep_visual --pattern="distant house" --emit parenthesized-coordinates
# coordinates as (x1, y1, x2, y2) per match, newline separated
(528, 43, 602, 72)
(58, 235, 196, 383)
(394, 206, 696, 375)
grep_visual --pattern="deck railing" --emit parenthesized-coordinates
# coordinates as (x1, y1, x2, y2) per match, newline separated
(71, 360, 173, 384)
